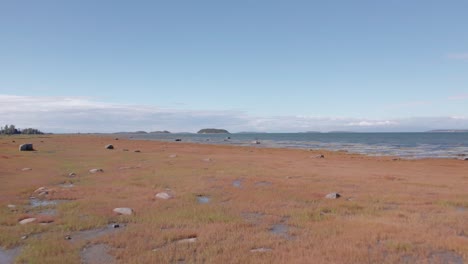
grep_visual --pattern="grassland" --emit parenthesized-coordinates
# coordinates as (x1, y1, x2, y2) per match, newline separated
(0, 135, 467, 263)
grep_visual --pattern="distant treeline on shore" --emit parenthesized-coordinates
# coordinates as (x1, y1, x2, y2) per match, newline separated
(0, 124, 44, 135)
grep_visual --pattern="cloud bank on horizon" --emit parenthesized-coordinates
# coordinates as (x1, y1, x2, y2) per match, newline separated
(1, 95, 467, 133)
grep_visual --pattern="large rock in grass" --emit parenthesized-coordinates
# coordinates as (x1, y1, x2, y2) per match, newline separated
(155, 192, 172, 200)
(113, 207, 133, 215)
(19, 144, 34, 151)
(19, 218, 36, 225)
(325, 192, 341, 199)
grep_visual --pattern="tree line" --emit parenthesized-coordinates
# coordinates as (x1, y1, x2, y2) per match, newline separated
(0, 124, 44, 135)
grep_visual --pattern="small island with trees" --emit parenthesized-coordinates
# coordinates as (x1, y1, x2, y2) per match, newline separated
(0, 124, 44, 135)
(197, 128, 230, 134)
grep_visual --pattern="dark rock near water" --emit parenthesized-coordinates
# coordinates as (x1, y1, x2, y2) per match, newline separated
(175, 138, 182, 142)
(105, 144, 114, 149)
(19, 143, 34, 151)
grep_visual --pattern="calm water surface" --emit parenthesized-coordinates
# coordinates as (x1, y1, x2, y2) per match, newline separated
(129, 132, 468, 159)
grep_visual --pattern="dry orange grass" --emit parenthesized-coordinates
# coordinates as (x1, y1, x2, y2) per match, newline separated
(0, 134, 467, 263)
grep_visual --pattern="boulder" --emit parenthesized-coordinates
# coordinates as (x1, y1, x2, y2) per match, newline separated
(19, 218, 36, 225)
(175, 139, 182, 142)
(325, 192, 341, 199)
(19, 144, 34, 151)
(89, 168, 103, 173)
(155, 192, 172, 200)
(113, 207, 133, 215)
(105, 144, 114, 150)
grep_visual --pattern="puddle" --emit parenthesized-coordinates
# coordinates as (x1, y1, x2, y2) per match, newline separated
(269, 224, 293, 239)
(69, 224, 124, 243)
(232, 180, 242, 188)
(428, 250, 464, 264)
(255, 181, 272, 187)
(241, 212, 264, 224)
(197, 196, 210, 204)
(81, 244, 116, 264)
(30, 198, 59, 207)
(0, 246, 22, 264)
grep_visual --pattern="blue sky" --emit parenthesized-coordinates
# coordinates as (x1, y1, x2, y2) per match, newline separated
(0, 0, 467, 132)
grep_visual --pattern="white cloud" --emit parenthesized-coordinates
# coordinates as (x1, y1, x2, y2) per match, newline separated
(448, 94, 468, 100)
(1, 95, 468, 133)
(447, 53, 468, 60)
(346, 120, 398, 127)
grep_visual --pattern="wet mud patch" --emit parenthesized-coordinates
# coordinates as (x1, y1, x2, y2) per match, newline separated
(232, 179, 242, 188)
(81, 244, 116, 264)
(0, 246, 22, 264)
(68, 224, 125, 243)
(255, 181, 272, 187)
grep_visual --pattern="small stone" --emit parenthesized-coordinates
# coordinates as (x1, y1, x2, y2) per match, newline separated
(317, 154, 325, 158)
(7, 204, 16, 209)
(169, 154, 177, 158)
(115, 138, 119, 140)
(203, 158, 212, 162)
(19, 218, 36, 225)
(464, 158, 468, 161)
(68, 172, 77, 177)
(252, 140, 260, 144)
(34, 187, 47, 193)
(21, 235, 28, 240)
(123, 149, 129, 151)
(155, 192, 172, 200)
(89, 168, 103, 173)
(113, 207, 133, 215)
(22, 168, 32, 171)
(65, 235, 72, 240)
(175, 139, 182, 142)
(176, 237, 197, 244)
(105, 144, 114, 150)
(134, 150, 141, 153)
(325, 192, 341, 199)
(112, 224, 120, 228)
(250, 247, 272, 253)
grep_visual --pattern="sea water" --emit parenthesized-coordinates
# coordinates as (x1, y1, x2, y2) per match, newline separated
(130, 132, 468, 159)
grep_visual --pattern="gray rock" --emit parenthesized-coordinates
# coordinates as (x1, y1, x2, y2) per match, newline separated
(89, 169, 103, 174)
(325, 192, 341, 199)
(105, 144, 114, 150)
(21, 168, 32, 171)
(19, 144, 33, 151)
(113, 207, 133, 215)
(68, 172, 77, 177)
(252, 140, 260, 144)
(175, 139, 182, 142)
